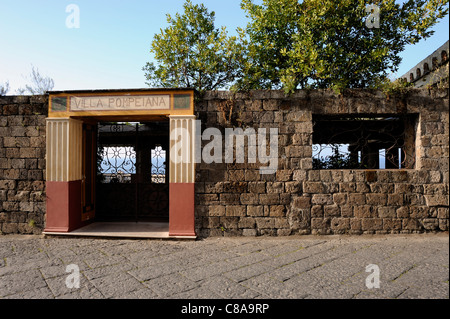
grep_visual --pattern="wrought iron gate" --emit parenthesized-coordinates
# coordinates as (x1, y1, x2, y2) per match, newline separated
(96, 122, 169, 222)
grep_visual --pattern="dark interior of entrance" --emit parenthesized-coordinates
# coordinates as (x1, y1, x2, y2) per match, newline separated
(94, 121, 170, 222)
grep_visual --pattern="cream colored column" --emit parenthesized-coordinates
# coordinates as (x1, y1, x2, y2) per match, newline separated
(169, 115, 196, 183)
(46, 118, 83, 182)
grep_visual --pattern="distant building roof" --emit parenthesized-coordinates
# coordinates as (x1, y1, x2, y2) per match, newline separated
(400, 40, 449, 88)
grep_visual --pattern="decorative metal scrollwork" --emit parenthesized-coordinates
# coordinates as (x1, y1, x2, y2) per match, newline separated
(312, 116, 416, 169)
(96, 121, 170, 221)
(151, 145, 166, 183)
(99, 146, 136, 183)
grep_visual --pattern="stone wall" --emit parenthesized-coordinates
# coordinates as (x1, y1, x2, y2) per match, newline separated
(0, 89, 448, 236)
(0, 96, 48, 234)
(194, 89, 449, 237)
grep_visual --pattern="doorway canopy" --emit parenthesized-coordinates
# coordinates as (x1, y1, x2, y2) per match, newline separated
(44, 89, 196, 238)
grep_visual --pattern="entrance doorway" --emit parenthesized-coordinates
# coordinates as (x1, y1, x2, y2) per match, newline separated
(44, 88, 196, 237)
(95, 121, 170, 222)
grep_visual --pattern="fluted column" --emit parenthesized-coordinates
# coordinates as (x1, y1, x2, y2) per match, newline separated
(44, 118, 83, 233)
(168, 115, 196, 237)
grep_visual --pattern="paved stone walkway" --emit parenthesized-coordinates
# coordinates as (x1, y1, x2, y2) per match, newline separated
(0, 234, 448, 299)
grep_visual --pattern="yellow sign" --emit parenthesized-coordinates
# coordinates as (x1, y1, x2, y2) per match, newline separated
(48, 89, 194, 118)
(70, 95, 170, 111)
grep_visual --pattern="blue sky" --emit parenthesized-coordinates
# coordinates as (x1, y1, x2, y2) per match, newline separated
(0, 0, 448, 93)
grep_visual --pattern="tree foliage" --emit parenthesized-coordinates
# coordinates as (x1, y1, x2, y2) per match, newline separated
(238, 0, 449, 93)
(143, 0, 245, 95)
(144, 0, 449, 94)
(313, 144, 360, 169)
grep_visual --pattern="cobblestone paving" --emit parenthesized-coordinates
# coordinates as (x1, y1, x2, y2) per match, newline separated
(0, 234, 448, 299)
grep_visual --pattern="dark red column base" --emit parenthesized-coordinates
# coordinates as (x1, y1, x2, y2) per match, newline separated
(44, 181, 82, 233)
(169, 183, 196, 237)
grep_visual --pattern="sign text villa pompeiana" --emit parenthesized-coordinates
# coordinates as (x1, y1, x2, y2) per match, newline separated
(70, 95, 170, 111)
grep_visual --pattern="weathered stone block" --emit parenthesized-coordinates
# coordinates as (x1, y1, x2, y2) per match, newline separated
(324, 205, 340, 217)
(383, 218, 402, 231)
(311, 194, 332, 205)
(228, 170, 245, 182)
(388, 194, 404, 206)
(277, 228, 291, 236)
(198, 194, 218, 204)
(340, 205, 353, 218)
(238, 217, 256, 229)
(2, 223, 18, 234)
(220, 217, 239, 229)
(331, 218, 350, 231)
(350, 218, 361, 230)
(5, 148, 20, 158)
(0, 158, 8, 169)
(0, 180, 16, 190)
(2, 104, 19, 115)
(370, 183, 394, 194)
(3, 169, 20, 180)
(311, 217, 330, 230)
(288, 207, 310, 230)
(10, 126, 26, 137)
(19, 148, 37, 158)
(279, 193, 291, 205)
(269, 205, 286, 217)
(355, 182, 370, 193)
(323, 182, 339, 193)
(209, 205, 225, 217)
(255, 217, 275, 229)
(28, 170, 43, 181)
(422, 218, 439, 230)
(354, 206, 376, 218)
(318, 170, 332, 182)
(439, 219, 448, 231)
(361, 218, 383, 230)
(19, 202, 34, 212)
(219, 193, 240, 204)
(410, 206, 430, 218)
(402, 218, 422, 230)
(8, 190, 30, 202)
(424, 194, 449, 206)
(238, 193, 257, 205)
(25, 126, 40, 137)
(285, 181, 301, 193)
(244, 170, 260, 181)
(274, 218, 290, 228)
(311, 205, 323, 217)
(3, 201, 18, 211)
(292, 196, 311, 209)
(366, 193, 387, 205)
(259, 193, 279, 205)
(437, 207, 449, 219)
(248, 182, 265, 193)
(276, 170, 292, 182)
(300, 158, 313, 170)
(266, 182, 284, 193)
(242, 228, 257, 236)
(378, 207, 396, 218)
(292, 170, 307, 182)
(339, 182, 356, 193)
(333, 193, 347, 205)
(223, 181, 247, 193)
(247, 205, 264, 217)
(396, 206, 409, 218)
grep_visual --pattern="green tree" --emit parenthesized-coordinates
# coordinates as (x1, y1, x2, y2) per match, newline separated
(143, 0, 245, 95)
(237, 0, 449, 93)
